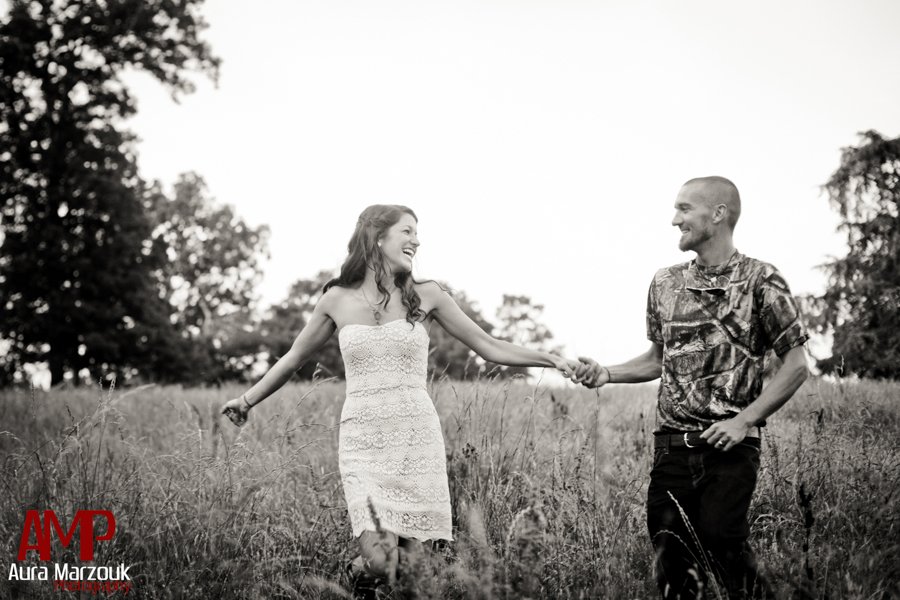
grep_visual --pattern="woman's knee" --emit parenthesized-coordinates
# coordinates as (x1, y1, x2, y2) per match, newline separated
(358, 531, 399, 578)
(399, 537, 424, 556)
(360, 554, 394, 579)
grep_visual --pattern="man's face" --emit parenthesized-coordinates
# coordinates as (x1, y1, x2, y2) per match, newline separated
(671, 185, 715, 252)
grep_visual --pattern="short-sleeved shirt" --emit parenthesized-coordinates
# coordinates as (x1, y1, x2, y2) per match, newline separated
(646, 252, 808, 432)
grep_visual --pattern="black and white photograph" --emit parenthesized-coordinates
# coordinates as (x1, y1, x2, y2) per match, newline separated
(2, 1, 899, 598)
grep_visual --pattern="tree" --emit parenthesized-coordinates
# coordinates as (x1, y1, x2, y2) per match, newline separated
(0, 0, 219, 385)
(199, 307, 268, 383)
(809, 130, 900, 378)
(260, 271, 344, 380)
(146, 173, 269, 339)
(492, 294, 560, 379)
(143, 173, 270, 383)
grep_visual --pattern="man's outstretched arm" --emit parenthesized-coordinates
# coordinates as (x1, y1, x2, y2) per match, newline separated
(575, 342, 664, 388)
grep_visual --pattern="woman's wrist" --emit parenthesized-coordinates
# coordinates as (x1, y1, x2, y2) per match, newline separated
(603, 366, 613, 383)
(241, 394, 254, 410)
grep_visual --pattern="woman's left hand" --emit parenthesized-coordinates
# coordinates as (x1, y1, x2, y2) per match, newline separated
(222, 396, 251, 427)
(553, 356, 578, 380)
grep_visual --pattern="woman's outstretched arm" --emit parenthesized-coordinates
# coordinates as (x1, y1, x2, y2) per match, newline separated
(424, 283, 577, 378)
(222, 291, 337, 425)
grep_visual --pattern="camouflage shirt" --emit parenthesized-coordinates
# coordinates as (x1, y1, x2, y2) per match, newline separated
(646, 252, 808, 432)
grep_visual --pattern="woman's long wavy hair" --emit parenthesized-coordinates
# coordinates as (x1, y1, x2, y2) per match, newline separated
(324, 205, 425, 326)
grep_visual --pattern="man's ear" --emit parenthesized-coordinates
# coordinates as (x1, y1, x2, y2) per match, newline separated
(713, 203, 728, 224)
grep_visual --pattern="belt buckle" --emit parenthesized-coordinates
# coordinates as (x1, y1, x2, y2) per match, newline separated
(683, 432, 698, 448)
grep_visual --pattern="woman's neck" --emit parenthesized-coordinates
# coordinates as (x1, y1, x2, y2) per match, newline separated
(361, 271, 396, 298)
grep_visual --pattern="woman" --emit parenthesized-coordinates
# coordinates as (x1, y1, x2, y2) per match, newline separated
(222, 204, 577, 591)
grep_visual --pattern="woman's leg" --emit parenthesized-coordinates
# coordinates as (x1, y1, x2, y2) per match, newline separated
(356, 530, 400, 583)
(397, 537, 425, 577)
(350, 532, 430, 594)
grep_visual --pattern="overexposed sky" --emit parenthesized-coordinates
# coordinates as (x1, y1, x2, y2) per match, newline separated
(119, 0, 900, 364)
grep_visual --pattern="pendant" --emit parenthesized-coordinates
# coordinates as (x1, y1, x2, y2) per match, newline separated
(372, 310, 382, 323)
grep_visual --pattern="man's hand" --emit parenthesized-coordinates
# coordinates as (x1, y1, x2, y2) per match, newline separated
(700, 415, 754, 451)
(574, 356, 610, 389)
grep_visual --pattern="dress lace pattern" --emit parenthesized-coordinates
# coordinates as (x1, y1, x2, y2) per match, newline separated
(338, 319, 453, 541)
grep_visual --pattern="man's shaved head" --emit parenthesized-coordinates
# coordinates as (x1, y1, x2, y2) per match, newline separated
(682, 176, 741, 230)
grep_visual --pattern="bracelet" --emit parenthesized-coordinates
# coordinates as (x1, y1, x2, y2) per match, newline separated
(241, 394, 253, 410)
(603, 366, 613, 384)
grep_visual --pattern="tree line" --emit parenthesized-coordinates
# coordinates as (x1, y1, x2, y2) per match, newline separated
(1, 0, 898, 387)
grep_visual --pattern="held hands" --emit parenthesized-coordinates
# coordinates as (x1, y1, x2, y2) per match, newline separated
(700, 415, 754, 451)
(222, 395, 252, 427)
(573, 357, 610, 388)
(553, 356, 581, 380)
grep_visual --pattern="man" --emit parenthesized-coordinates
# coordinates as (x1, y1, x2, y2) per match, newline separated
(576, 176, 809, 599)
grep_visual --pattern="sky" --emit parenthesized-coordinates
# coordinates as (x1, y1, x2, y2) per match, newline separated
(114, 0, 900, 366)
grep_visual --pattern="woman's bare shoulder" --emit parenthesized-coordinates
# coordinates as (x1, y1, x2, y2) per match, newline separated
(414, 280, 447, 299)
(414, 280, 451, 319)
(318, 284, 355, 311)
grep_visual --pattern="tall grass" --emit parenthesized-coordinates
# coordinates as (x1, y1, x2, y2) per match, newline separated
(1, 376, 897, 599)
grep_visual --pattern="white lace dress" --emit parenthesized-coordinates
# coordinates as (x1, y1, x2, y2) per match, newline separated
(338, 318, 453, 541)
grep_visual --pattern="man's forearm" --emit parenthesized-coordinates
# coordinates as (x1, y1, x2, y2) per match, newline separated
(608, 346, 663, 383)
(737, 346, 809, 427)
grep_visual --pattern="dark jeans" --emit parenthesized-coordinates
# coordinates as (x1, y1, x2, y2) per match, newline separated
(647, 436, 774, 600)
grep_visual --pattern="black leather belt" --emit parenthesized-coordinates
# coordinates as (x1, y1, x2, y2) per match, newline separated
(654, 432, 760, 450)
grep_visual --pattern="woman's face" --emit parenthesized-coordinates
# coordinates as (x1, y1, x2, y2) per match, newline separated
(378, 213, 419, 274)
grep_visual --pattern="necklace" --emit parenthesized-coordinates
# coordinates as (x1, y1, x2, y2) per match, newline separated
(360, 286, 386, 324)
(696, 249, 738, 271)
(690, 250, 739, 293)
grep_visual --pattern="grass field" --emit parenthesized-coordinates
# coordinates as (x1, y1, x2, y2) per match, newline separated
(1, 375, 898, 599)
